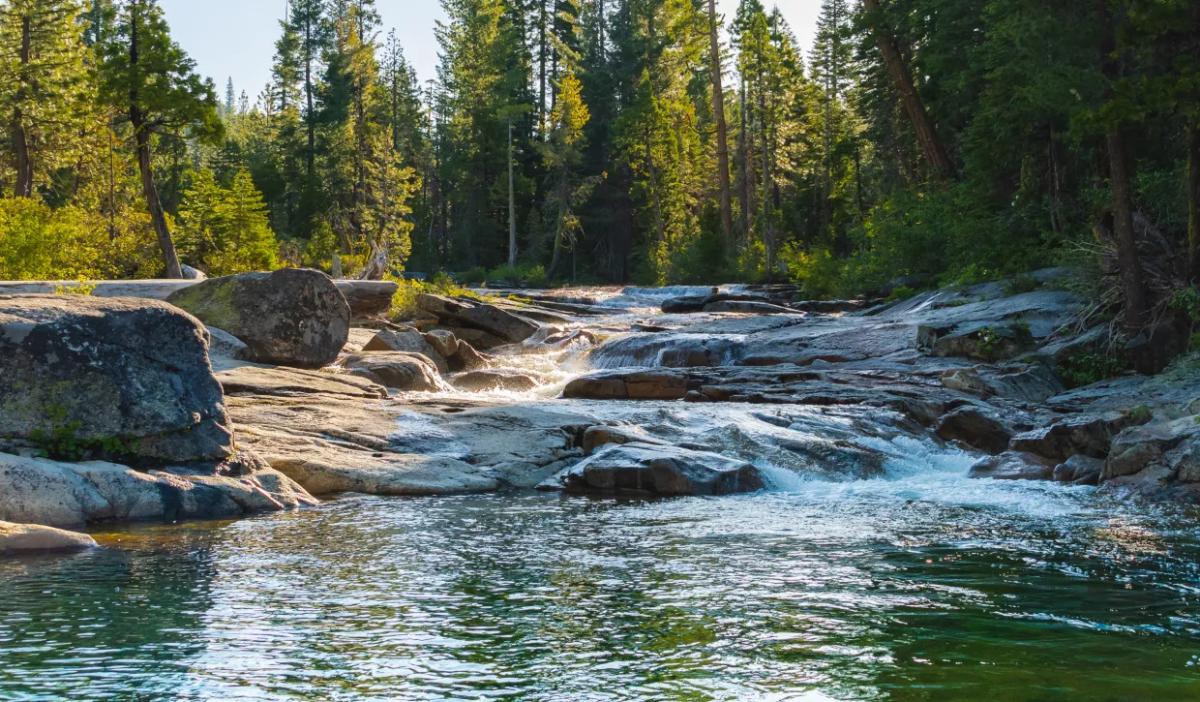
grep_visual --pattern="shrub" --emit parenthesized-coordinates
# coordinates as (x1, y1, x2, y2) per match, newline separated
(0, 199, 106, 280)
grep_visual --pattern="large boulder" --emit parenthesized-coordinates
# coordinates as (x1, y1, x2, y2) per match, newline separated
(167, 268, 350, 369)
(452, 369, 538, 392)
(0, 520, 96, 555)
(563, 370, 690, 401)
(936, 406, 1014, 455)
(0, 296, 232, 463)
(968, 451, 1056, 481)
(540, 443, 765, 496)
(1009, 413, 1136, 461)
(417, 294, 539, 343)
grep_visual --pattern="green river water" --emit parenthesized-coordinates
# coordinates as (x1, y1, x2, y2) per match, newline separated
(3, 451, 1199, 701)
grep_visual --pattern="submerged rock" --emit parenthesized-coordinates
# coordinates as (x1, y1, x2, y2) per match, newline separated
(167, 268, 350, 369)
(0, 520, 96, 555)
(0, 295, 232, 464)
(541, 443, 765, 496)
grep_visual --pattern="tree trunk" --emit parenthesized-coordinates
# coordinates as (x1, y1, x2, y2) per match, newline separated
(1106, 127, 1148, 328)
(129, 6, 182, 279)
(737, 77, 751, 240)
(508, 119, 518, 267)
(1188, 123, 1199, 283)
(304, 18, 315, 181)
(11, 15, 33, 198)
(861, 0, 955, 181)
(706, 0, 733, 248)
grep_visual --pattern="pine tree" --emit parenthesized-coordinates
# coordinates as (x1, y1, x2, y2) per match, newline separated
(0, 0, 92, 198)
(97, 0, 221, 278)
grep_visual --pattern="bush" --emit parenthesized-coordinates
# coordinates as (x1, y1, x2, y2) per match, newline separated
(388, 273, 479, 319)
(1057, 352, 1127, 389)
(0, 199, 106, 280)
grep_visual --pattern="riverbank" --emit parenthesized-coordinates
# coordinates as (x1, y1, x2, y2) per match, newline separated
(1, 267, 1197, 544)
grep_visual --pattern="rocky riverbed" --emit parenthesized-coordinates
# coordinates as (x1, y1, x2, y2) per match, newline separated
(1, 267, 1198, 552)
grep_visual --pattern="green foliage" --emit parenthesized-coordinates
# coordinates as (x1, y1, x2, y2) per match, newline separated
(487, 263, 549, 288)
(1168, 287, 1200, 323)
(178, 168, 279, 275)
(28, 405, 133, 462)
(1058, 352, 1128, 389)
(388, 274, 479, 319)
(0, 199, 104, 279)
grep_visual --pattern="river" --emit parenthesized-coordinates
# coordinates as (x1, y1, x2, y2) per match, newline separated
(2, 286, 1199, 701)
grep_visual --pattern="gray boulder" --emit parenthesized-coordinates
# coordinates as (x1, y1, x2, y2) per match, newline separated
(452, 370, 538, 392)
(363, 327, 448, 372)
(540, 443, 764, 496)
(417, 294, 539, 343)
(936, 406, 1014, 455)
(0, 296, 232, 463)
(167, 268, 350, 369)
(968, 451, 1056, 481)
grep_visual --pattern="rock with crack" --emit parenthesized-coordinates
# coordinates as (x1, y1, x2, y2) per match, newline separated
(540, 443, 765, 496)
(0, 295, 232, 464)
(1010, 413, 1138, 461)
(342, 352, 446, 392)
(167, 268, 349, 368)
(0, 520, 97, 555)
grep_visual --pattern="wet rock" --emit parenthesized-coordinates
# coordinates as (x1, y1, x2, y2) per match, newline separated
(442, 325, 507, 351)
(936, 406, 1014, 454)
(0, 451, 315, 528)
(343, 352, 445, 392)
(449, 340, 489, 371)
(363, 327, 448, 372)
(1010, 414, 1135, 461)
(790, 300, 864, 314)
(590, 334, 739, 368)
(1053, 455, 1104, 485)
(417, 294, 539, 343)
(206, 325, 250, 361)
(218, 364, 388, 399)
(968, 451, 1056, 481)
(563, 370, 689, 400)
(167, 268, 350, 369)
(0, 521, 96, 555)
(452, 370, 538, 392)
(0, 295, 232, 464)
(661, 292, 774, 314)
(541, 443, 764, 496)
(581, 425, 666, 454)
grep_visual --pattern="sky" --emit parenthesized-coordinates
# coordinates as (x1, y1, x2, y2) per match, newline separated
(159, 0, 820, 103)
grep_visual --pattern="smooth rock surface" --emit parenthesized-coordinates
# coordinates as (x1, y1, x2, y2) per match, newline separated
(343, 352, 446, 392)
(0, 520, 96, 555)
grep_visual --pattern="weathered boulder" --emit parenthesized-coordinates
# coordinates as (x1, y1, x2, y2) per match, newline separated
(0, 521, 96, 555)
(936, 406, 1014, 454)
(968, 451, 1056, 481)
(919, 322, 1034, 362)
(363, 327, 448, 372)
(417, 294, 539, 343)
(0, 451, 315, 528)
(540, 443, 764, 496)
(336, 280, 399, 319)
(452, 370, 538, 392)
(0, 296, 232, 463)
(167, 268, 350, 369)
(1010, 414, 1135, 461)
(449, 340, 489, 371)
(1103, 416, 1200, 480)
(206, 325, 250, 361)
(342, 352, 445, 392)
(589, 334, 740, 369)
(703, 300, 798, 315)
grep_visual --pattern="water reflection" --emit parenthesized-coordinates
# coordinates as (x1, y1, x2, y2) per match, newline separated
(2, 489, 1200, 701)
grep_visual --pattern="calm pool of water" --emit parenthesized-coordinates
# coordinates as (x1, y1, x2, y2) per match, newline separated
(3, 453, 1199, 702)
